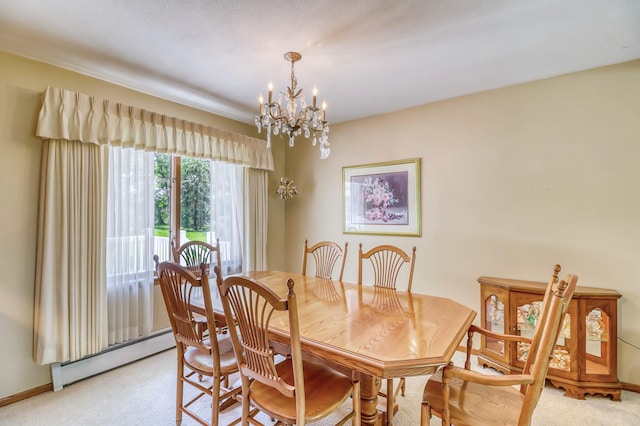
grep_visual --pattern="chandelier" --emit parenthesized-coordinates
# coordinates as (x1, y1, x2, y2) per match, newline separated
(255, 52, 330, 159)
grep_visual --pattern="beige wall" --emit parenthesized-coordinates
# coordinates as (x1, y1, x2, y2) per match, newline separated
(2, 48, 639, 399)
(284, 60, 640, 384)
(0, 50, 285, 398)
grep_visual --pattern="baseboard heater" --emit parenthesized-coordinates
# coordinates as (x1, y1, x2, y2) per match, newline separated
(50, 329, 175, 391)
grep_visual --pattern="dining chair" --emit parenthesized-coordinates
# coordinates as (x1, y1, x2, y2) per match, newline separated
(421, 268, 578, 426)
(171, 237, 222, 277)
(156, 261, 240, 426)
(357, 243, 416, 291)
(215, 267, 361, 425)
(301, 239, 348, 281)
(171, 238, 225, 335)
(358, 243, 416, 424)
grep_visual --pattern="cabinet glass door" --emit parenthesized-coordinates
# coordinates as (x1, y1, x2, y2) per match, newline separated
(549, 314, 571, 371)
(484, 294, 505, 356)
(515, 298, 542, 363)
(585, 308, 610, 375)
(515, 297, 572, 372)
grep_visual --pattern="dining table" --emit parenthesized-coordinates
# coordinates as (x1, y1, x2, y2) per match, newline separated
(197, 270, 476, 426)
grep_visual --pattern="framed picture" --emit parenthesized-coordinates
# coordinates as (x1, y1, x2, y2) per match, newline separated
(343, 158, 421, 236)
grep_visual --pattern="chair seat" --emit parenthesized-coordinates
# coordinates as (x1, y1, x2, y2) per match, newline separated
(250, 358, 354, 424)
(184, 334, 237, 375)
(423, 369, 524, 426)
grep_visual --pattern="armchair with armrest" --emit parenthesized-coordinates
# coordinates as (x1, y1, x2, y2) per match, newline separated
(421, 265, 578, 426)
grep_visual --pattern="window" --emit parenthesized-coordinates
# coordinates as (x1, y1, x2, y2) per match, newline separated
(34, 87, 271, 362)
(105, 150, 244, 345)
(154, 154, 244, 274)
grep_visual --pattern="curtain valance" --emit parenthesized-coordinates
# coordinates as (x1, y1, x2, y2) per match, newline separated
(36, 87, 274, 171)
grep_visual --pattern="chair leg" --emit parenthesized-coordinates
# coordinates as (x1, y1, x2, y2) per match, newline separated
(352, 379, 361, 425)
(176, 354, 184, 425)
(211, 377, 221, 426)
(386, 378, 394, 425)
(420, 401, 431, 426)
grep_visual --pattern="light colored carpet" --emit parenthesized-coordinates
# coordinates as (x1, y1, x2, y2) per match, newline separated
(1, 349, 638, 425)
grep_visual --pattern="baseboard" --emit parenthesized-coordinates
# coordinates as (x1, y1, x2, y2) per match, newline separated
(456, 345, 479, 355)
(51, 329, 175, 391)
(622, 382, 640, 393)
(0, 383, 53, 408)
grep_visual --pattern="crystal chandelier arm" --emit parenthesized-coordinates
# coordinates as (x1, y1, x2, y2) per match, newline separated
(264, 102, 286, 122)
(297, 106, 325, 131)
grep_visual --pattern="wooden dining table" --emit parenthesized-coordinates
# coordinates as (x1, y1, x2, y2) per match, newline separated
(199, 270, 476, 426)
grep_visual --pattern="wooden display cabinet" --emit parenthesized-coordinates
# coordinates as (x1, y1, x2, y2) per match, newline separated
(477, 276, 622, 400)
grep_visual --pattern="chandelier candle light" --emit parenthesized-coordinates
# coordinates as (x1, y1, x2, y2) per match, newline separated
(256, 52, 330, 159)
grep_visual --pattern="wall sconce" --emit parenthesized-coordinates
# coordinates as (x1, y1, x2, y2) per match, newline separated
(277, 177, 298, 200)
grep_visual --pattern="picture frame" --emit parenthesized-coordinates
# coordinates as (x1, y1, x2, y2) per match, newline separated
(343, 158, 421, 236)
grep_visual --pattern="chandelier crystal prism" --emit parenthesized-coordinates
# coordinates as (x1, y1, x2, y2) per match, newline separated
(255, 52, 330, 159)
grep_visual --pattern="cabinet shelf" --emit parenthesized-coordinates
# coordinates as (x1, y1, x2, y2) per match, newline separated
(477, 275, 622, 401)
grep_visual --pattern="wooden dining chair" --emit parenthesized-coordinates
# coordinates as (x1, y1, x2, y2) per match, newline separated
(358, 243, 416, 291)
(421, 268, 578, 426)
(172, 237, 222, 277)
(358, 243, 416, 424)
(156, 261, 240, 426)
(301, 239, 348, 281)
(171, 238, 225, 335)
(216, 267, 361, 425)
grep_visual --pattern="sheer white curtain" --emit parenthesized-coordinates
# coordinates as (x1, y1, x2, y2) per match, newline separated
(106, 146, 155, 345)
(210, 161, 244, 274)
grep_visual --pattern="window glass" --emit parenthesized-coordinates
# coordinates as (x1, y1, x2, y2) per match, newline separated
(180, 157, 211, 244)
(153, 153, 172, 262)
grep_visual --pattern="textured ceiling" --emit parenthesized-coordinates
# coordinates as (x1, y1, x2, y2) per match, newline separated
(1, 0, 639, 125)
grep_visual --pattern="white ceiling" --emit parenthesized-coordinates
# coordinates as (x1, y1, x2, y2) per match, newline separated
(1, 0, 639, 125)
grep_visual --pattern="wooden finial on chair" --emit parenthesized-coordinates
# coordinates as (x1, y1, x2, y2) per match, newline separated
(286, 278, 295, 294)
(555, 278, 569, 297)
(213, 265, 223, 286)
(552, 264, 561, 284)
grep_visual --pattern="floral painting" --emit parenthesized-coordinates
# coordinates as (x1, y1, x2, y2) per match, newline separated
(343, 159, 421, 236)
(355, 173, 408, 224)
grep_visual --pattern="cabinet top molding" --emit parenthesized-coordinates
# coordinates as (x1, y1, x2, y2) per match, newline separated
(477, 276, 621, 299)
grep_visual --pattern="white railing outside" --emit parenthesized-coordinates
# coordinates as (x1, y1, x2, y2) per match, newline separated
(153, 232, 233, 263)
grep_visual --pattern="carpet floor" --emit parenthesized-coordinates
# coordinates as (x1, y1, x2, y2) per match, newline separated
(1, 348, 638, 425)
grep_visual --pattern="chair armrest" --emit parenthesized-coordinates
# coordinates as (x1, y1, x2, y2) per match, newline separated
(468, 324, 532, 343)
(464, 324, 532, 370)
(443, 365, 535, 387)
